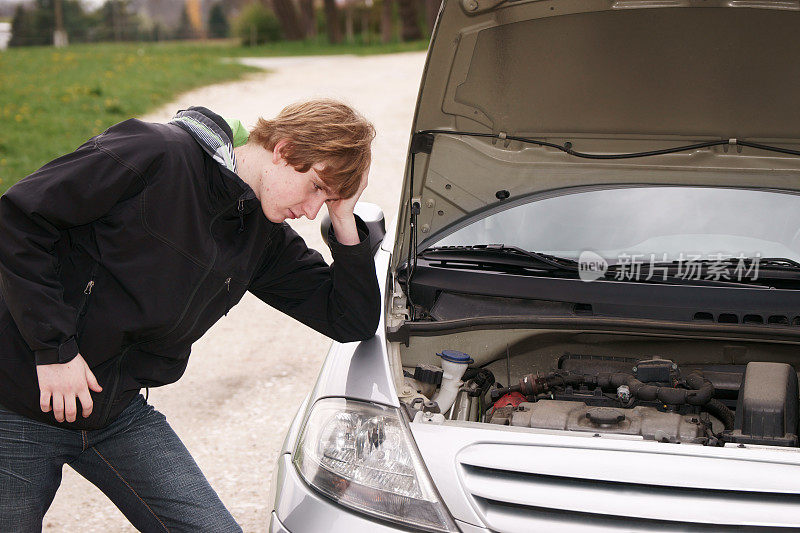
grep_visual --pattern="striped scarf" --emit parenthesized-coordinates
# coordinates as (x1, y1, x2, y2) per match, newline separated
(169, 108, 237, 173)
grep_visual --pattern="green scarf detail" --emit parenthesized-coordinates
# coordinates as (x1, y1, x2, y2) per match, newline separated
(225, 118, 250, 148)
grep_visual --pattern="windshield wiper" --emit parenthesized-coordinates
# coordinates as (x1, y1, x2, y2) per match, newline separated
(755, 257, 800, 270)
(418, 244, 579, 273)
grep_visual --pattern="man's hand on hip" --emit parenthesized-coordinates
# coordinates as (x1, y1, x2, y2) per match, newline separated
(37, 353, 102, 423)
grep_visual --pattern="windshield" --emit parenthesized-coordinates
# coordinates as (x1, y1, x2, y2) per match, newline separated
(430, 187, 800, 263)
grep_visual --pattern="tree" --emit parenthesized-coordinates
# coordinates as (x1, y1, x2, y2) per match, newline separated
(380, 0, 393, 43)
(424, 0, 439, 36)
(396, 0, 421, 41)
(93, 1, 141, 42)
(269, 0, 304, 41)
(323, 0, 340, 44)
(298, 0, 316, 38)
(208, 2, 229, 38)
(9, 0, 89, 47)
(344, 1, 353, 43)
(8, 5, 35, 47)
(232, 2, 282, 45)
(177, 5, 194, 39)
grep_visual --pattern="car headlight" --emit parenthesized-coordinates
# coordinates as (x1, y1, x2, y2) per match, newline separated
(293, 398, 458, 532)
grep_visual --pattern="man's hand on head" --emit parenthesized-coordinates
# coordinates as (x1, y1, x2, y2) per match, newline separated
(326, 168, 369, 246)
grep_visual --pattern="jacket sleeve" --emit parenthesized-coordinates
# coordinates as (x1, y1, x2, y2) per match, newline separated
(248, 216, 381, 343)
(0, 127, 151, 365)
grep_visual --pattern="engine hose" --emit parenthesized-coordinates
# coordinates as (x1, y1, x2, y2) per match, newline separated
(595, 371, 715, 406)
(492, 370, 715, 407)
(705, 399, 735, 430)
(490, 371, 583, 400)
(683, 372, 717, 405)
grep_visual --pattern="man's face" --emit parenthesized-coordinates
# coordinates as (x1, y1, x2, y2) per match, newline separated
(257, 160, 340, 224)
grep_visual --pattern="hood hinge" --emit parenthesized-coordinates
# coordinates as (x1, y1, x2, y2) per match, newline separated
(410, 132, 435, 154)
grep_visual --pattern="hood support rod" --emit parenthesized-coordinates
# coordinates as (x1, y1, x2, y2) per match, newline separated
(404, 133, 435, 321)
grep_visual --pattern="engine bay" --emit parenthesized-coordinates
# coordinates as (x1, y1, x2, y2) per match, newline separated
(400, 348, 799, 448)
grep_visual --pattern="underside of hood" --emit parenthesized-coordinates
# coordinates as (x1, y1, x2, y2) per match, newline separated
(393, 0, 800, 268)
(418, 0, 800, 139)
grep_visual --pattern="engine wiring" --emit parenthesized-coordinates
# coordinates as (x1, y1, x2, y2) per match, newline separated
(416, 129, 800, 160)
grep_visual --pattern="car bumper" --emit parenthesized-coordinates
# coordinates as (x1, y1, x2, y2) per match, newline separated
(268, 511, 289, 533)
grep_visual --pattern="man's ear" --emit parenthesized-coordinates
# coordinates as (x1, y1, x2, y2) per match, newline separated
(273, 139, 290, 165)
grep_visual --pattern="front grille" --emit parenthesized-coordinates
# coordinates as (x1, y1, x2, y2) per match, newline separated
(457, 444, 800, 531)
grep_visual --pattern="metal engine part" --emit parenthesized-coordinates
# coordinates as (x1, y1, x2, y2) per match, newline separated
(503, 400, 715, 443)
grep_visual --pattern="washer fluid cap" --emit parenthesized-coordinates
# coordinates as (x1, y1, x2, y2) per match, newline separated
(437, 350, 474, 364)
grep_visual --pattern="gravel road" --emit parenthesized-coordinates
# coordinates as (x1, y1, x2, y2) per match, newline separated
(42, 51, 426, 532)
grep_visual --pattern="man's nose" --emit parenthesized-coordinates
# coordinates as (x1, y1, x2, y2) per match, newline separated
(304, 196, 326, 220)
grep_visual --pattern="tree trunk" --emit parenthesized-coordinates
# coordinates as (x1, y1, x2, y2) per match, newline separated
(53, 0, 68, 47)
(425, 0, 439, 35)
(299, 0, 316, 37)
(361, 7, 370, 44)
(345, 3, 353, 43)
(112, 1, 122, 41)
(324, 0, 341, 44)
(269, 0, 305, 40)
(396, 0, 421, 41)
(381, 0, 393, 43)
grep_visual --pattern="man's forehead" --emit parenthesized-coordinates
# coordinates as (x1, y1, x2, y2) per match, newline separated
(310, 168, 341, 200)
(311, 164, 334, 192)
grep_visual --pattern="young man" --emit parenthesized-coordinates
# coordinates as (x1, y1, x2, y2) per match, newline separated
(0, 101, 380, 532)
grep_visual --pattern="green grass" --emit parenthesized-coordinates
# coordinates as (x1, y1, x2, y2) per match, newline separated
(0, 42, 261, 191)
(0, 38, 429, 192)
(223, 37, 429, 57)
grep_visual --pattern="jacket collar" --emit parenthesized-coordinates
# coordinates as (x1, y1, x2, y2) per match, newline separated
(169, 106, 260, 218)
(170, 106, 238, 173)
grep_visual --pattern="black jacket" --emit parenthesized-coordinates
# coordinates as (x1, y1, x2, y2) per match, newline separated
(0, 108, 380, 430)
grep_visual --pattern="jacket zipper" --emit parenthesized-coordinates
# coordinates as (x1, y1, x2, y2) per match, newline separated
(224, 277, 232, 315)
(78, 280, 94, 314)
(98, 202, 237, 427)
(237, 198, 245, 233)
(76, 264, 98, 335)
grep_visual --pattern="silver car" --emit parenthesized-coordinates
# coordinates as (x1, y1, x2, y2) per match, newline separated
(269, 1, 800, 531)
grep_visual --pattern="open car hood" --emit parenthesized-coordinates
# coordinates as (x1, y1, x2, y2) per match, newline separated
(392, 0, 800, 269)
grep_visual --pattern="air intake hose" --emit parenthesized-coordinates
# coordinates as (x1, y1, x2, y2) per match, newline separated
(594, 370, 714, 406)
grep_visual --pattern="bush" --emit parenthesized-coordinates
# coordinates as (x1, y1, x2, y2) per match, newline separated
(233, 3, 282, 46)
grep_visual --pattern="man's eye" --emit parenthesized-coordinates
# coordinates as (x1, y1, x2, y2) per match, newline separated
(313, 183, 323, 191)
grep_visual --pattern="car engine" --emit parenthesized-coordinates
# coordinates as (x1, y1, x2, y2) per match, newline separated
(404, 353, 799, 447)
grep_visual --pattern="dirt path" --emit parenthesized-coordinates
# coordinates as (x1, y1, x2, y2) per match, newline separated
(42, 51, 426, 532)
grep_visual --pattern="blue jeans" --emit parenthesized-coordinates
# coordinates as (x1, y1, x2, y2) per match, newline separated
(0, 394, 241, 533)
